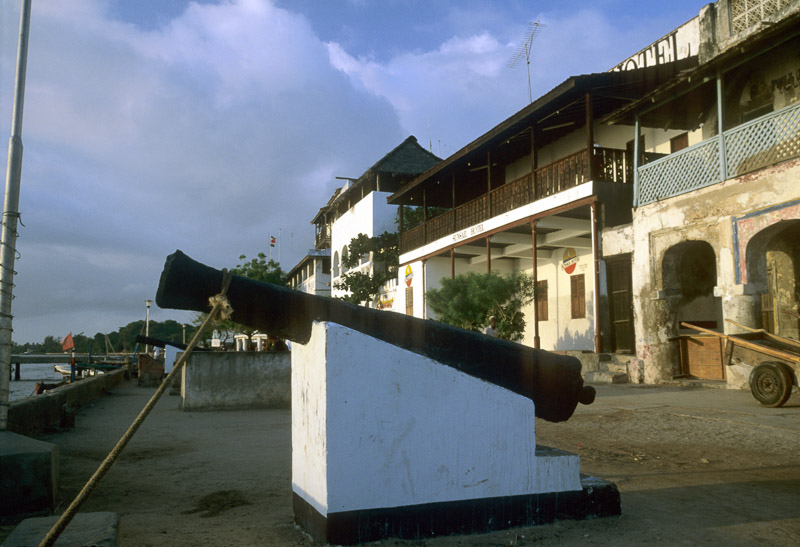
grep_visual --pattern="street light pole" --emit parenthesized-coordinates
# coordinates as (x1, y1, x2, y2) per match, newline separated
(182, 323, 186, 345)
(145, 299, 152, 354)
(0, 0, 33, 431)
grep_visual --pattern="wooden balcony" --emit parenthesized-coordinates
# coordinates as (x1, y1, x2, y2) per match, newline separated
(400, 147, 631, 255)
(637, 102, 800, 206)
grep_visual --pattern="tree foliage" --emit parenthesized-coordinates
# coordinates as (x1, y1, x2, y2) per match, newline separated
(11, 319, 198, 354)
(335, 231, 398, 306)
(426, 271, 536, 341)
(232, 252, 287, 285)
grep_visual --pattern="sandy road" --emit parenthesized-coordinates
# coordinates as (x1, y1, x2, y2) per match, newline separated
(3, 381, 799, 546)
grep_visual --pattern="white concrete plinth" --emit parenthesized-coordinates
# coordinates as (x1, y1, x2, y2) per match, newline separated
(291, 321, 582, 541)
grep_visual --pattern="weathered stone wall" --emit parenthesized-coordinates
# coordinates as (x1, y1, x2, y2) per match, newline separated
(181, 351, 290, 410)
(631, 158, 800, 384)
(7, 368, 125, 436)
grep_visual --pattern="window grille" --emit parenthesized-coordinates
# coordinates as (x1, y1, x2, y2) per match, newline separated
(730, 0, 788, 34)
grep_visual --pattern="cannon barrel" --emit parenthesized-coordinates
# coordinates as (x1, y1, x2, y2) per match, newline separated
(156, 250, 595, 422)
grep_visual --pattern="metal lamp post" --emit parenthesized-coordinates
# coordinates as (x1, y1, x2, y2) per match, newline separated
(0, 0, 33, 431)
(145, 299, 152, 354)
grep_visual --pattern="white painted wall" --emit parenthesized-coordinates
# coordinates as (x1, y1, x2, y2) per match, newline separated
(331, 190, 397, 299)
(291, 322, 581, 516)
(514, 246, 594, 351)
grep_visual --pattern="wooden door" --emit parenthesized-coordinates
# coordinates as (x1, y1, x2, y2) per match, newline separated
(608, 256, 635, 353)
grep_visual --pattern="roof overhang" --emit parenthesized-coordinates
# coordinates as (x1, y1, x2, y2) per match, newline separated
(388, 59, 697, 206)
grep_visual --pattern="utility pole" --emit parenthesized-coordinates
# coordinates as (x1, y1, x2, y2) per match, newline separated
(0, 0, 33, 430)
(145, 299, 152, 354)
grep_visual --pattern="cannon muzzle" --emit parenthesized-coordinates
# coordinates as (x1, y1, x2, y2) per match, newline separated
(156, 250, 595, 422)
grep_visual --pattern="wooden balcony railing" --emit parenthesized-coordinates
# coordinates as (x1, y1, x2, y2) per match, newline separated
(399, 146, 631, 254)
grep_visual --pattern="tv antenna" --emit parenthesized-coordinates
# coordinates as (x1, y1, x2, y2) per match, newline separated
(507, 18, 545, 104)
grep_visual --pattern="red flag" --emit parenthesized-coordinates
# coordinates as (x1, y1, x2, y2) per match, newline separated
(61, 332, 74, 352)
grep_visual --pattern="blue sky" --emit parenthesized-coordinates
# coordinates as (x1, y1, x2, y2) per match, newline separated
(0, 0, 705, 343)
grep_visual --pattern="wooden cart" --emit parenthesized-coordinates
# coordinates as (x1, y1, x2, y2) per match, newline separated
(680, 321, 800, 407)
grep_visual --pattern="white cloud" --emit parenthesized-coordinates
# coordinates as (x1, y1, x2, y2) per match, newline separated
(2, 0, 405, 340)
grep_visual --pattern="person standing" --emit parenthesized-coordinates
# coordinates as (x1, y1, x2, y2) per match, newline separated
(483, 315, 498, 337)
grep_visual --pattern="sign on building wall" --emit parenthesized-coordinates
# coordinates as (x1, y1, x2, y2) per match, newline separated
(561, 248, 579, 275)
(611, 17, 699, 72)
(405, 264, 414, 287)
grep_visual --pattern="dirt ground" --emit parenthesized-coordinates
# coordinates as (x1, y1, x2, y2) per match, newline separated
(3, 379, 800, 546)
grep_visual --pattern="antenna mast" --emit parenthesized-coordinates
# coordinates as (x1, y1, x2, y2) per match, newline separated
(507, 18, 544, 104)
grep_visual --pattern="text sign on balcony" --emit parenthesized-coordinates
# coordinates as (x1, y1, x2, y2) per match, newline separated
(452, 223, 485, 244)
(611, 17, 699, 72)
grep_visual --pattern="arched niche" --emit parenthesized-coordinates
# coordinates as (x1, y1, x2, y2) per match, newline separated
(745, 219, 800, 337)
(662, 240, 723, 332)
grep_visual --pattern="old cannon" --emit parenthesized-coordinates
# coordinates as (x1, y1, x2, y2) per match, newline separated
(156, 250, 595, 422)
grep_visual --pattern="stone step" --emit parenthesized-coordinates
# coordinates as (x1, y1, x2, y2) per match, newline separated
(585, 371, 628, 384)
(3, 512, 119, 547)
(603, 362, 629, 374)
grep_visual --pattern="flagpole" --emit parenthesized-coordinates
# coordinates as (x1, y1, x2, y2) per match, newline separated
(0, 0, 33, 430)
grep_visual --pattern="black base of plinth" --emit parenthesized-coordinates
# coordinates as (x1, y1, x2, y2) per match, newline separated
(293, 474, 620, 545)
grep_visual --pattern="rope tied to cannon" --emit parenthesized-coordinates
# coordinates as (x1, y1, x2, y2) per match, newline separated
(39, 270, 234, 547)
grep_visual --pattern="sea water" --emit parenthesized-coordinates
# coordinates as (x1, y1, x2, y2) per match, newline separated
(7, 363, 65, 401)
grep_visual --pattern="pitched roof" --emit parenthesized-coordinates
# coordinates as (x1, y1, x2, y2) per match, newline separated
(329, 136, 441, 209)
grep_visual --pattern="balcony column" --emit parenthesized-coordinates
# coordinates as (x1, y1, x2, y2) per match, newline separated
(452, 172, 457, 232)
(530, 220, 540, 349)
(451, 248, 455, 279)
(487, 151, 492, 215)
(633, 115, 640, 207)
(591, 201, 602, 354)
(585, 92, 595, 181)
(486, 236, 491, 274)
(530, 126, 537, 200)
(399, 204, 404, 233)
(422, 258, 427, 318)
(423, 188, 428, 244)
(716, 69, 728, 181)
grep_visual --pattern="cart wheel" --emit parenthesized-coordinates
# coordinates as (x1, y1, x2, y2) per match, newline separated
(749, 362, 793, 407)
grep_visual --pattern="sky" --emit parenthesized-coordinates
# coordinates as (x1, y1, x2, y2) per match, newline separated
(0, 0, 706, 343)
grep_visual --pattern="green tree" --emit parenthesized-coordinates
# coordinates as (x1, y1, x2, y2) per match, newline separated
(334, 232, 398, 306)
(232, 252, 287, 285)
(426, 271, 536, 341)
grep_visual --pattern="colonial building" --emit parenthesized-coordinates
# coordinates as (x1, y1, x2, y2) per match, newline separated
(389, 0, 799, 386)
(389, 67, 694, 353)
(604, 0, 800, 385)
(327, 136, 440, 308)
(287, 198, 335, 297)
